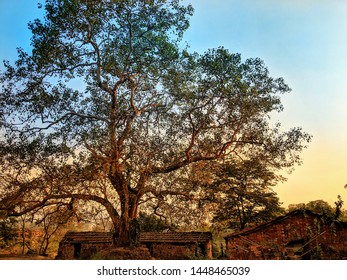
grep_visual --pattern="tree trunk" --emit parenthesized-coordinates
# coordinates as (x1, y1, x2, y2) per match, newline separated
(117, 215, 131, 246)
(114, 190, 142, 246)
(20, 216, 26, 254)
(109, 168, 146, 246)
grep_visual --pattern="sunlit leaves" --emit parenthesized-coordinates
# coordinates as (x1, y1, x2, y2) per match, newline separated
(0, 1, 311, 242)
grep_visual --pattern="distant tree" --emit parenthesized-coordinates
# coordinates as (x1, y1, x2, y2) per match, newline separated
(334, 195, 344, 220)
(288, 199, 337, 219)
(0, 0, 310, 246)
(306, 200, 335, 217)
(0, 217, 18, 249)
(18, 214, 32, 254)
(210, 159, 285, 230)
(339, 209, 347, 223)
(34, 204, 75, 255)
(287, 203, 306, 212)
(137, 212, 175, 232)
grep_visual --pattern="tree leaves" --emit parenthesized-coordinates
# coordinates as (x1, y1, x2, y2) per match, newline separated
(0, 1, 311, 243)
(210, 158, 285, 230)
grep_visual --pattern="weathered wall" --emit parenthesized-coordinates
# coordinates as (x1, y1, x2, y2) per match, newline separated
(150, 243, 196, 259)
(56, 243, 112, 259)
(225, 213, 347, 260)
(56, 231, 213, 259)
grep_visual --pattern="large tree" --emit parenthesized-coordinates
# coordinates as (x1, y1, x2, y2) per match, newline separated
(0, 0, 310, 245)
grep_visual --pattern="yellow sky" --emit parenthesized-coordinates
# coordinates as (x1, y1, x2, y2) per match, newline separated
(0, 0, 346, 209)
(275, 135, 347, 208)
(182, 0, 347, 208)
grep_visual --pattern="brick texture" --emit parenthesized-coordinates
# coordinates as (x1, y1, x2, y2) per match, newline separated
(225, 210, 347, 260)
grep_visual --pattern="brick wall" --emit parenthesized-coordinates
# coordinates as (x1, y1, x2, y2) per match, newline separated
(225, 212, 347, 260)
(56, 242, 112, 259)
(150, 243, 196, 259)
(56, 231, 212, 259)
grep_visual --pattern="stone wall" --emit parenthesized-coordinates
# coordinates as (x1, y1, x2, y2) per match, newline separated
(56, 242, 112, 259)
(225, 211, 347, 260)
(55, 232, 113, 259)
(56, 231, 213, 259)
(140, 232, 213, 259)
(150, 243, 196, 259)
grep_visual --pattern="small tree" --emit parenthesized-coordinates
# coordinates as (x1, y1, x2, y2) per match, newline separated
(0, 217, 18, 249)
(18, 214, 33, 254)
(35, 204, 75, 255)
(211, 159, 285, 230)
(334, 195, 344, 220)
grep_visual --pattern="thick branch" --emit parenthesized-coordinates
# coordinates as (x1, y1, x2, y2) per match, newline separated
(4, 193, 120, 223)
(151, 154, 217, 175)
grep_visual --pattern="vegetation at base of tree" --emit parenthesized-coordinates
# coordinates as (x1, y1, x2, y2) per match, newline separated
(0, 212, 83, 257)
(0, 0, 311, 246)
(137, 212, 176, 232)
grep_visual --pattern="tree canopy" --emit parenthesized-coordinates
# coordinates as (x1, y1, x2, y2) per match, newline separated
(288, 196, 345, 221)
(0, 0, 311, 245)
(210, 158, 285, 230)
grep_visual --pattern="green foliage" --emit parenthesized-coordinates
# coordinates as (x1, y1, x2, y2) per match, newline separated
(0, 0, 311, 245)
(0, 218, 18, 248)
(137, 212, 174, 232)
(211, 158, 285, 230)
(288, 196, 345, 222)
(288, 200, 335, 219)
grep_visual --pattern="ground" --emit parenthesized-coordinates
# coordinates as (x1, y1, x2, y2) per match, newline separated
(0, 254, 54, 260)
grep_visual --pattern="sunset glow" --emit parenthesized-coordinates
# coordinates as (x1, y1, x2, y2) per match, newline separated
(1, 0, 346, 208)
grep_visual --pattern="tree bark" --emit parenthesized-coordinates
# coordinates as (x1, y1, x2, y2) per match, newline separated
(109, 166, 147, 246)
(115, 191, 142, 246)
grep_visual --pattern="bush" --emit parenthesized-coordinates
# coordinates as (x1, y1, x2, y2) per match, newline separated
(0, 218, 18, 248)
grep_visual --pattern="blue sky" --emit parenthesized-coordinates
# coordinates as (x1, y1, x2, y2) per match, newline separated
(0, 1, 43, 60)
(1, 0, 347, 207)
(183, 0, 347, 206)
